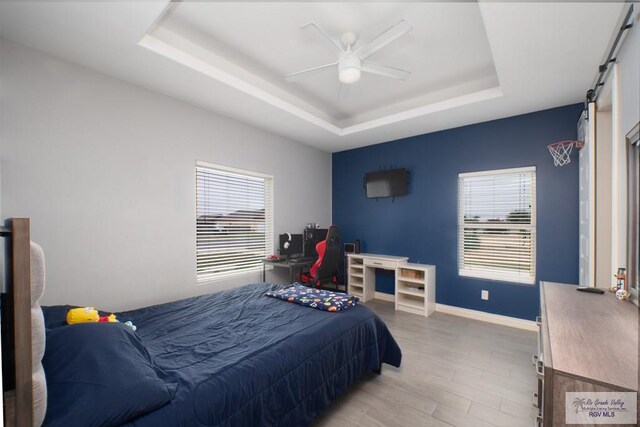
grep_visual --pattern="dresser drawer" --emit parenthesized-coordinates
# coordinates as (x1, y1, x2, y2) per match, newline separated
(364, 258, 397, 269)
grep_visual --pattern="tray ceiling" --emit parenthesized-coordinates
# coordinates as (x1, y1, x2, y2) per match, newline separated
(154, 2, 499, 125)
(0, 1, 626, 152)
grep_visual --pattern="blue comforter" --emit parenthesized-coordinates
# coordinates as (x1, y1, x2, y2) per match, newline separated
(109, 283, 401, 426)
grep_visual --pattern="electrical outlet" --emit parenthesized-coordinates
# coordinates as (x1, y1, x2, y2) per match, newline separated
(481, 290, 489, 300)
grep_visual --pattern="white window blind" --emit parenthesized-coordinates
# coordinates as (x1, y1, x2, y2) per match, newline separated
(458, 167, 536, 285)
(196, 162, 273, 283)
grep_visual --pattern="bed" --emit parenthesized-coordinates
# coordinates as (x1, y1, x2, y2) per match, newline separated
(1, 218, 402, 427)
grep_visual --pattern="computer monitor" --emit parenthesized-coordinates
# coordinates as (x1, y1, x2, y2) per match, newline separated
(279, 233, 303, 258)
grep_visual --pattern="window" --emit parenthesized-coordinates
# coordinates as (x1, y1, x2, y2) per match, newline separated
(196, 162, 273, 283)
(458, 166, 536, 285)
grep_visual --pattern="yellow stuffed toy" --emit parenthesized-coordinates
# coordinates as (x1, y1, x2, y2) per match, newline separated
(66, 307, 116, 324)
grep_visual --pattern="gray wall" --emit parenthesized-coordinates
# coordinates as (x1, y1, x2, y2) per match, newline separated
(0, 40, 332, 311)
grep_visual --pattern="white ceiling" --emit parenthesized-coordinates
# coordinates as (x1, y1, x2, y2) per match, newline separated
(159, 2, 498, 123)
(0, 1, 626, 153)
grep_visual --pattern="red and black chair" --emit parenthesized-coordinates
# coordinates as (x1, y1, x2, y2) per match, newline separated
(301, 225, 340, 289)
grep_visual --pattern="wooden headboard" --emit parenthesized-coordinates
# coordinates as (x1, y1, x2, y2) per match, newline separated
(1, 218, 33, 427)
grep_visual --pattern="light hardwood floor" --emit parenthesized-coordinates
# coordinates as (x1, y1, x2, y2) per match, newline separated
(313, 300, 538, 427)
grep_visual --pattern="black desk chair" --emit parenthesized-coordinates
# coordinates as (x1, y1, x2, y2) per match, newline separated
(301, 225, 340, 290)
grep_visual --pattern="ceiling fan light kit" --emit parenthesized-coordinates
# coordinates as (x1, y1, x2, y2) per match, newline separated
(338, 55, 362, 84)
(284, 20, 413, 94)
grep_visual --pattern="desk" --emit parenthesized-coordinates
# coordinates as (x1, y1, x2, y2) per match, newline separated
(347, 253, 436, 317)
(346, 253, 407, 301)
(262, 258, 315, 284)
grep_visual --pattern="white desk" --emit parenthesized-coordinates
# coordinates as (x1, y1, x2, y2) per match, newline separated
(346, 253, 435, 317)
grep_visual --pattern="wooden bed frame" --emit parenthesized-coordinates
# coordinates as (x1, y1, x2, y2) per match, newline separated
(1, 218, 33, 427)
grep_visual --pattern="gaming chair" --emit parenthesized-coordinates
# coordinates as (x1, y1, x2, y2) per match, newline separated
(301, 225, 340, 289)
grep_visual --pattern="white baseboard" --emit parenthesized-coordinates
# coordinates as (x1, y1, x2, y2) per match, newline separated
(435, 303, 537, 331)
(374, 292, 395, 302)
(370, 293, 537, 331)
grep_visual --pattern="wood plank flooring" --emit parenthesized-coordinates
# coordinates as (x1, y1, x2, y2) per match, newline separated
(313, 300, 538, 427)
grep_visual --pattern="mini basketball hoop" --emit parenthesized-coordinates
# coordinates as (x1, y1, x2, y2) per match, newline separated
(547, 140, 584, 167)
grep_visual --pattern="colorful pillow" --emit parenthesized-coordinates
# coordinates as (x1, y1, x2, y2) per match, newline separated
(43, 323, 174, 427)
(265, 284, 359, 312)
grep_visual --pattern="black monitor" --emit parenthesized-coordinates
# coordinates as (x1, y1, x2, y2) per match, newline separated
(279, 233, 303, 258)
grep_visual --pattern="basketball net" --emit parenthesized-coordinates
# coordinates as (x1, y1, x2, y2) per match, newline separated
(547, 140, 584, 166)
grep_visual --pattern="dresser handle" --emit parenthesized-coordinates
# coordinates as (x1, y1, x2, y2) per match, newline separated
(533, 392, 539, 408)
(532, 353, 538, 367)
(536, 316, 542, 326)
(536, 360, 545, 378)
(535, 415, 543, 427)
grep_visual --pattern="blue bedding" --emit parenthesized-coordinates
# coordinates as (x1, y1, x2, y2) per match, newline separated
(46, 283, 401, 426)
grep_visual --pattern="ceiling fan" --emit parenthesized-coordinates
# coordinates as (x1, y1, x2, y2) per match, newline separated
(284, 20, 413, 91)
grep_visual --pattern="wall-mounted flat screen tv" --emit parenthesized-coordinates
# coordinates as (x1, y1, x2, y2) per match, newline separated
(364, 168, 408, 198)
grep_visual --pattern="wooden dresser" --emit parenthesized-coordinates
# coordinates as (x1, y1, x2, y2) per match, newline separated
(536, 282, 638, 426)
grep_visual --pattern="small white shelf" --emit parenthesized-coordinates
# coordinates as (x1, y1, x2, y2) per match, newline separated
(397, 287, 424, 297)
(397, 276, 424, 284)
(395, 264, 436, 317)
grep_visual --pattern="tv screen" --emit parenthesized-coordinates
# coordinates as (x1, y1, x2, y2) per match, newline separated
(365, 168, 408, 198)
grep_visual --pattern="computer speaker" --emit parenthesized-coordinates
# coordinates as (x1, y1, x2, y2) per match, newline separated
(345, 240, 361, 254)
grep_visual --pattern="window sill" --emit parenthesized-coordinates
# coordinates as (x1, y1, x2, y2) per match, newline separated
(197, 269, 261, 286)
(459, 269, 535, 285)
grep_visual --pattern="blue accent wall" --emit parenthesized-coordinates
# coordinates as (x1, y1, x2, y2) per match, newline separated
(332, 104, 583, 320)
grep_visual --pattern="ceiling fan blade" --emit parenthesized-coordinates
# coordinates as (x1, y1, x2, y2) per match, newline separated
(361, 61, 411, 80)
(284, 62, 338, 82)
(355, 19, 412, 60)
(301, 22, 344, 54)
(338, 83, 350, 101)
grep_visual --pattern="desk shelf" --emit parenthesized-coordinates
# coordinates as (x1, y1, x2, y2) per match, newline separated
(349, 281, 364, 300)
(350, 257, 364, 266)
(395, 264, 435, 317)
(397, 275, 424, 285)
(349, 277, 363, 286)
(347, 255, 376, 302)
(349, 271, 364, 278)
(397, 287, 424, 297)
(397, 296, 424, 310)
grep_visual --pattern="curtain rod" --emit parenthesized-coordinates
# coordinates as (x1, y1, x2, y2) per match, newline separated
(585, 4, 635, 108)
